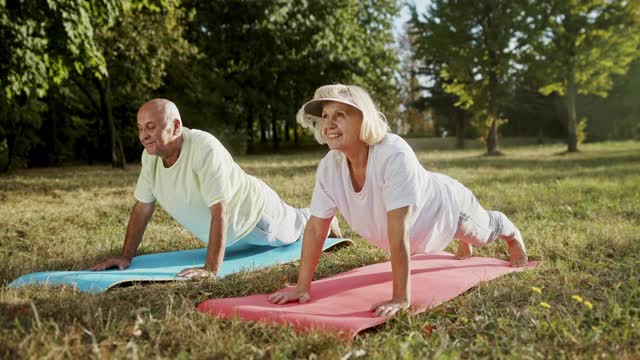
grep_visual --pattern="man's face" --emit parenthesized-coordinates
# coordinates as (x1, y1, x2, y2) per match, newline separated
(137, 110, 175, 157)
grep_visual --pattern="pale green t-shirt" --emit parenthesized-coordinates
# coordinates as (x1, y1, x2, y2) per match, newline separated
(133, 128, 266, 244)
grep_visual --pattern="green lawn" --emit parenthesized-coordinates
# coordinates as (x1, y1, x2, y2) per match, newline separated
(1, 140, 639, 358)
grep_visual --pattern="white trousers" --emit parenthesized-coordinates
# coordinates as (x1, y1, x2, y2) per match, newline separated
(453, 185, 519, 246)
(230, 181, 310, 250)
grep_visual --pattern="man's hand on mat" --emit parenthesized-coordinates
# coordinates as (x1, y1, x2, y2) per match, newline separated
(89, 256, 131, 271)
(267, 288, 311, 305)
(370, 299, 410, 317)
(176, 267, 216, 279)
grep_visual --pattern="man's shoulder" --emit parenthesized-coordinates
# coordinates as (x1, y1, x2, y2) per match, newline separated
(186, 128, 225, 151)
(187, 128, 216, 143)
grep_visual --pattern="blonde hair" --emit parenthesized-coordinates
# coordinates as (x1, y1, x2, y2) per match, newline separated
(296, 84, 388, 145)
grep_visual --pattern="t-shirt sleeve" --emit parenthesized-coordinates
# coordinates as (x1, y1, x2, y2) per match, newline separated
(310, 160, 337, 219)
(133, 151, 156, 203)
(196, 147, 230, 208)
(382, 151, 421, 211)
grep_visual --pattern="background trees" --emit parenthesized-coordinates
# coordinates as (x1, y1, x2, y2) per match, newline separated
(408, 0, 640, 155)
(179, 0, 398, 153)
(0, 0, 122, 170)
(530, 0, 640, 152)
(1, 0, 639, 171)
(410, 0, 536, 155)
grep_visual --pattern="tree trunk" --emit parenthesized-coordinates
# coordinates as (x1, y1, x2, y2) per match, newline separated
(97, 76, 126, 168)
(483, 4, 502, 156)
(259, 114, 267, 144)
(245, 105, 255, 154)
(3, 129, 16, 172)
(485, 69, 502, 156)
(456, 110, 465, 149)
(284, 117, 290, 142)
(271, 110, 279, 151)
(566, 73, 578, 152)
(486, 116, 499, 155)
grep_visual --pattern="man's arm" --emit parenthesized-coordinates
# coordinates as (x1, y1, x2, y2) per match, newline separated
(177, 201, 228, 278)
(370, 206, 412, 317)
(90, 201, 155, 271)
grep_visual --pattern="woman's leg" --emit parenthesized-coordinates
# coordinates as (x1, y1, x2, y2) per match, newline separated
(454, 186, 528, 266)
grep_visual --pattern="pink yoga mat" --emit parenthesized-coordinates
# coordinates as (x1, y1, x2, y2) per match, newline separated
(198, 252, 538, 339)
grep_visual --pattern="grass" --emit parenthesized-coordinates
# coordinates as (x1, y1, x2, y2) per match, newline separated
(1, 138, 639, 359)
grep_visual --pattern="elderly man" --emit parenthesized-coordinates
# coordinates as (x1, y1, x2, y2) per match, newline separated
(90, 99, 339, 278)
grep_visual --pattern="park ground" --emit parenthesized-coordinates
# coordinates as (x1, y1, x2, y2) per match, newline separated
(0, 138, 639, 358)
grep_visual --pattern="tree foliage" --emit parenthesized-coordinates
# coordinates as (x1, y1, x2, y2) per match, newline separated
(0, 0, 120, 100)
(529, 0, 640, 152)
(181, 0, 398, 152)
(410, 0, 535, 155)
(65, 0, 195, 167)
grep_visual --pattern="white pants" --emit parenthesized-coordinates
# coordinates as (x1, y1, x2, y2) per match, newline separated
(453, 185, 519, 246)
(230, 181, 310, 250)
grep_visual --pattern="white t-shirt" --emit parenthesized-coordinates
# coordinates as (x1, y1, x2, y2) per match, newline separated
(134, 128, 266, 244)
(310, 133, 461, 253)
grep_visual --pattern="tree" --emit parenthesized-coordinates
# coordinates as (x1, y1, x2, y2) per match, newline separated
(530, 0, 640, 152)
(64, 0, 195, 167)
(410, 0, 534, 155)
(184, 0, 398, 152)
(0, 0, 121, 171)
(576, 59, 640, 140)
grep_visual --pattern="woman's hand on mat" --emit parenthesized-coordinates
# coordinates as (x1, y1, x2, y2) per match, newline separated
(267, 288, 311, 305)
(370, 299, 410, 317)
(89, 256, 131, 271)
(176, 267, 216, 279)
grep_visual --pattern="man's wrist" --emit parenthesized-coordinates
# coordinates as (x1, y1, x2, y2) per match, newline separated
(203, 263, 218, 273)
(122, 254, 133, 261)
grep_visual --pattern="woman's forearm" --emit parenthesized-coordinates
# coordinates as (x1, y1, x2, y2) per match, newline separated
(387, 206, 412, 302)
(296, 216, 331, 290)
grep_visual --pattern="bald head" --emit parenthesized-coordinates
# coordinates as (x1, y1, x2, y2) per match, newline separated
(137, 98, 182, 127)
(137, 99, 183, 160)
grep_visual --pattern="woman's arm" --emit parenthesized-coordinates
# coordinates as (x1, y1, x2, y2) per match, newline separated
(371, 205, 412, 317)
(268, 215, 333, 304)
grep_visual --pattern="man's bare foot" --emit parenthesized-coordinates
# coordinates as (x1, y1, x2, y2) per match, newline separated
(455, 241, 473, 259)
(328, 217, 342, 238)
(505, 229, 528, 267)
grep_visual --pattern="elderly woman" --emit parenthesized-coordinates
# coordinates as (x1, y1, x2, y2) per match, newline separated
(268, 84, 528, 317)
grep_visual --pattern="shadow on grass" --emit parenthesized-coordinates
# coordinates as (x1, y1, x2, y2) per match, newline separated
(425, 152, 640, 171)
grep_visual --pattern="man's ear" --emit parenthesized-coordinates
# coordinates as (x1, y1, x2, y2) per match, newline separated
(173, 119, 181, 135)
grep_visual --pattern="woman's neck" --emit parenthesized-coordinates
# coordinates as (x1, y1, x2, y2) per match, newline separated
(343, 142, 369, 169)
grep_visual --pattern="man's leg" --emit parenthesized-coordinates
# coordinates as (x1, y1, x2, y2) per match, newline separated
(238, 181, 311, 247)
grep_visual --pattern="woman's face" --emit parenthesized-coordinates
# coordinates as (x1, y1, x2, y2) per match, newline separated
(321, 101, 365, 152)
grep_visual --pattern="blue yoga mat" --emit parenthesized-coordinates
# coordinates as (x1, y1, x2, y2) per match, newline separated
(9, 238, 351, 294)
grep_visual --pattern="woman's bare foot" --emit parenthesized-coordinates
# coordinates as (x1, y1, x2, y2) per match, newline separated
(328, 217, 342, 238)
(455, 241, 473, 259)
(505, 230, 528, 267)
